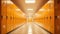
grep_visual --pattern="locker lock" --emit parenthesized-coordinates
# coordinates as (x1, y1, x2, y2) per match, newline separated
(55, 16, 60, 19)
(57, 16, 60, 18)
(3, 25, 6, 28)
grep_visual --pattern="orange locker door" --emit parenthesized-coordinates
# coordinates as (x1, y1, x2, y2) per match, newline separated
(1, 1, 7, 34)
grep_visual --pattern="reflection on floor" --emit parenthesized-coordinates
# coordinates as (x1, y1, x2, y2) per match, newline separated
(32, 23, 50, 34)
(8, 23, 51, 34)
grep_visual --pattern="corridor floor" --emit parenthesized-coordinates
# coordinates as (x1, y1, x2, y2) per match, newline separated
(8, 23, 51, 34)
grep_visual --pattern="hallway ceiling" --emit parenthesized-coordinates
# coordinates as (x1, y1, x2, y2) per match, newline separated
(11, 0, 49, 14)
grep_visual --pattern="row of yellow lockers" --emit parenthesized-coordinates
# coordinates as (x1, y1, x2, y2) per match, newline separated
(33, 0, 54, 34)
(1, 1, 26, 34)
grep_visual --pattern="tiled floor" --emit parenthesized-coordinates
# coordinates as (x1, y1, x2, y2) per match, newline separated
(8, 23, 50, 34)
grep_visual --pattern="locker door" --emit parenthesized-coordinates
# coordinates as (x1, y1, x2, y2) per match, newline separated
(1, 0, 7, 34)
(55, 0, 60, 34)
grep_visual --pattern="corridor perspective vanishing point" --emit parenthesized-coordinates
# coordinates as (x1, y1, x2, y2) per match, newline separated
(0, 0, 60, 34)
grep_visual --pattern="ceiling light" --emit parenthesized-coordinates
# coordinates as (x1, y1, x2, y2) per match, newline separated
(2, 1, 13, 4)
(35, 13, 41, 17)
(47, 0, 53, 3)
(27, 8, 33, 11)
(25, 0, 35, 3)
